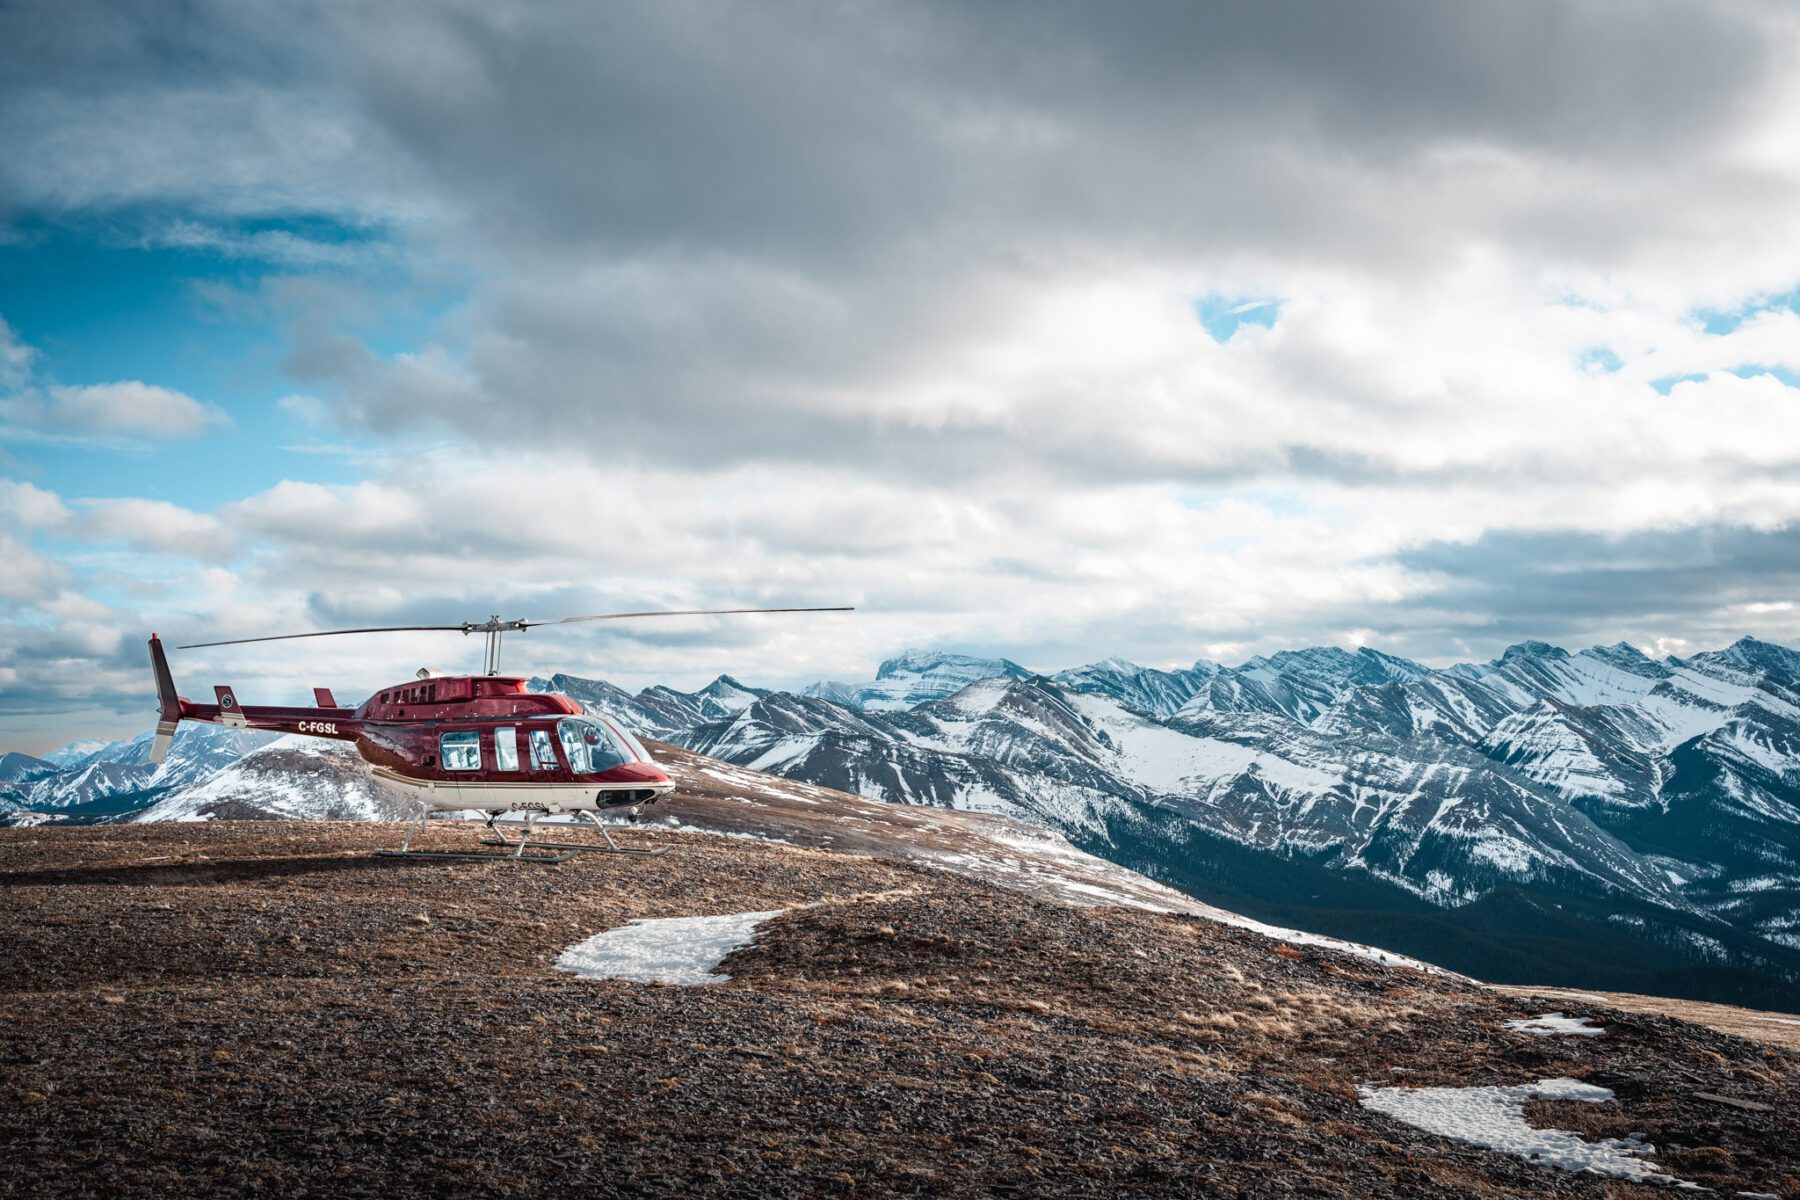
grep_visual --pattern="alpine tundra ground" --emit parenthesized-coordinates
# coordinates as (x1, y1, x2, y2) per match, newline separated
(3, 820, 1798, 1199)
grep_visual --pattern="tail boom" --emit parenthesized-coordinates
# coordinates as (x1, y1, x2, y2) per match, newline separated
(147, 634, 361, 762)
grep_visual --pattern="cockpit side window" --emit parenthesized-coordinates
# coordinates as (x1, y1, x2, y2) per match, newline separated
(610, 722, 653, 765)
(555, 717, 632, 775)
(588, 719, 632, 771)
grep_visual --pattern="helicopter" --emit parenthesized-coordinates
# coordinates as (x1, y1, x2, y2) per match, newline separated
(146, 606, 852, 863)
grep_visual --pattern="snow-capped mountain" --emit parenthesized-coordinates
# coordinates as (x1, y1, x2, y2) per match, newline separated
(804, 649, 1033, 711)
(38, 739, 112, 769)
(0, 724, 277, 814)
(678, 675, 1700, 911)
(563, 636, 1800, 1005)
(1051, 657, 1219, 716)
(0, 751, 56, 783)
(12, 634, 1800, 1006)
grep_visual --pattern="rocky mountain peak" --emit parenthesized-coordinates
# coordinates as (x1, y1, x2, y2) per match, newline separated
(1498, 640, 1570, 664)
(875, 649, 1030, 681)
(1704, 636, 1800, 680)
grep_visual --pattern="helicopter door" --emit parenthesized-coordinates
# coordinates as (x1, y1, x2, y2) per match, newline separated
(527, 727, 559, 771)
(558, 719, 591, 774)
(494, 727, 519, 771)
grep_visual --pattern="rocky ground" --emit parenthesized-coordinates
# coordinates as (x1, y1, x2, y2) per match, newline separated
(3, 813, 1798, 1199)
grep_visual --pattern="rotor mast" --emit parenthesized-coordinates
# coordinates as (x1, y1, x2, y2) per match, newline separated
(464, 615, 529, 675)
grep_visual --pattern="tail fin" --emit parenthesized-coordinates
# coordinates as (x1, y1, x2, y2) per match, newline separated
(148, 635, 181, 764)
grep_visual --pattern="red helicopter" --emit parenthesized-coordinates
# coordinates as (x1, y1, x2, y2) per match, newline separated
(146, 606, 852, 862)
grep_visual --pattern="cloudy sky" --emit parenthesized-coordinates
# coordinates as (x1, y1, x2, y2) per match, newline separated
(3, 0, 1800, 752)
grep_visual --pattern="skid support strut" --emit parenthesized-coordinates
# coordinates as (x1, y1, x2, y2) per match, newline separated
(480, 809, 671, 857)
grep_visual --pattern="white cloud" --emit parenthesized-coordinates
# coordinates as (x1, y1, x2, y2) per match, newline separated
(0, 479, 73, 530)
(0, 532, 70, 604)
(0, 316, 36, 388)
(145, 220, 388, 268)
(39, 381, 229, 439)
(77, 498, 236, 561)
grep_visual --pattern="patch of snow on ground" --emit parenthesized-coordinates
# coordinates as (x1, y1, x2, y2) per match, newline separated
(1506, 1012, 1605, 1037)
(1359, 1077, 1693, 1187)
(1510, 988, 1611, 1004)
(2, 811, 67, 826)
(555, 910, 786, 986)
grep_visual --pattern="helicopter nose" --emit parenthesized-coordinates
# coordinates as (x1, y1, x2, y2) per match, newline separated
(607, 760, 670, 786)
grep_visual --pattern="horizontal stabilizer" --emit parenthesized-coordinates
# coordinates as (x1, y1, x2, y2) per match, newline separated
(313, 687, 338, 708)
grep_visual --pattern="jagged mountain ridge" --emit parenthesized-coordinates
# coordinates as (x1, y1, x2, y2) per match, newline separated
(556, 640, 1800, 1004)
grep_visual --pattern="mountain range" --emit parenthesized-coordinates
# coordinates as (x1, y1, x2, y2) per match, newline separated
(7, 636, 1799, 1007)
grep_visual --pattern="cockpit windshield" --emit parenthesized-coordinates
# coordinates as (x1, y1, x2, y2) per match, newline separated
(556, 717, 633, 775)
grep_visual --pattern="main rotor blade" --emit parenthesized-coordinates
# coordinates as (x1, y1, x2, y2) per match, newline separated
(527, 606, 855, 628)
(177, 625, 467, 649)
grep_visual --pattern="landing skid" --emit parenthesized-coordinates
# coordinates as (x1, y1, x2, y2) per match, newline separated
(375, 808, 668, 864)
(375, 846, 579, 864)
(481, 811, 671, 858)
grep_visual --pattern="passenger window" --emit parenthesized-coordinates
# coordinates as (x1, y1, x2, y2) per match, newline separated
(439, 730, 481, 771)
(528, 728, 559, 770)
(494, 727, 519, 771)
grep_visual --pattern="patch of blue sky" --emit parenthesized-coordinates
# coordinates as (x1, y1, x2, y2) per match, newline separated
(1546, 290, 1605, 311)
(1578, 347, 1623, 374)
(0, 215, 465, 508)
(1729, 364, 1800, 388)
(34, 537, 197, 596)
(1179, 486, 1310, 517)
(1649, 372, 1708, 396)
(1193, 294, 1282, 342)
(1689, 285, 1800, 336)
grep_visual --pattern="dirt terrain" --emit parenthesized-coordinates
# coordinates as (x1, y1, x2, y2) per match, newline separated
(3, 814, 1797, 1199)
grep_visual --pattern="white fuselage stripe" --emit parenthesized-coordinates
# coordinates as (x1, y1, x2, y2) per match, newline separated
(371, 767, 673, 813)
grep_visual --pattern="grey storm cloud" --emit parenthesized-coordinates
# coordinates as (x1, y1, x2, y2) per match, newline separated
(1391, 522, 1800, 649)
(7, 1, 1790, 465)
(327, 0, 1771, 255)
